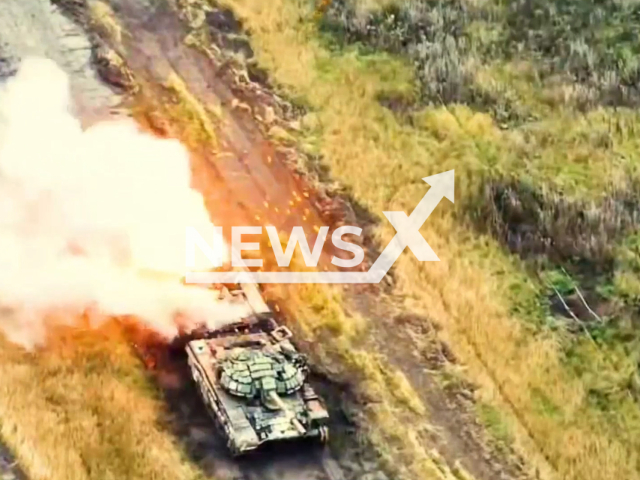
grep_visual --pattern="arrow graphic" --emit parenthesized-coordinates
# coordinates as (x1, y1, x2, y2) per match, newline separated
(366, 169, 454, 282)
(185, 170, 454, 284)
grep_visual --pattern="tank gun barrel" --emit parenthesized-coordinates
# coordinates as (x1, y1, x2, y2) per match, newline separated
(266, 391, 306, 435)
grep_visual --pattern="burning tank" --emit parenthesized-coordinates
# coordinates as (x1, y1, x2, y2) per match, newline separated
(185, 283, 330, 455)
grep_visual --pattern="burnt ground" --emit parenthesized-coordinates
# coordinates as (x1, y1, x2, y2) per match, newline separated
(0, 0, 533, 479)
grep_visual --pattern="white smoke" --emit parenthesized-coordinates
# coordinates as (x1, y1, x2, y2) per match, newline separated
(0, 57, 247, 348)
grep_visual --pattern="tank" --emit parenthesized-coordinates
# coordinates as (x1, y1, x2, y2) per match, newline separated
(185, 283, 330, 456)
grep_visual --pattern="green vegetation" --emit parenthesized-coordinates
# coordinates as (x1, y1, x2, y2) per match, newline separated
(321, 0, 640, 416)
(322, 0, 640, 113)
(217, 0, 640, 478)
(476, 402, 513, 451)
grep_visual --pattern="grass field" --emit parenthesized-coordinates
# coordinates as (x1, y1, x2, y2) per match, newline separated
(0, 322, 205, 480)
(215, 0, 640, 479)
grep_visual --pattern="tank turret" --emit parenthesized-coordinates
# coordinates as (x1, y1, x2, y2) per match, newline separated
(218, 348, 308, 434)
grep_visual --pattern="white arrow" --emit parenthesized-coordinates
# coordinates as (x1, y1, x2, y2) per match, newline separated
(366, 170, 454, 282)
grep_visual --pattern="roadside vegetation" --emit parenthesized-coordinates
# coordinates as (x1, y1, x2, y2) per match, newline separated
(214, 0, 640, 479)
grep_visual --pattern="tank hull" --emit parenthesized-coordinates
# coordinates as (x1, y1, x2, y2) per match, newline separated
(185, 285, 330, 455)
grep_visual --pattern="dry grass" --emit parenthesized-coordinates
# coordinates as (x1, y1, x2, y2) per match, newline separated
(163, 71, 220, 150)
(0, 322, 204, 480)
(88, 0, 124, 50)
(126, 69, 220, 154)
(215, 1, 640, 479)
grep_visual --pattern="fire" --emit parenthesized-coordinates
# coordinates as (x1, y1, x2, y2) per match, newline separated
(0, 57, 243, 348)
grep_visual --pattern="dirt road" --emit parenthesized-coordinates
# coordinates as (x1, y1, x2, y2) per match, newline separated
(105, 0, 331, 242)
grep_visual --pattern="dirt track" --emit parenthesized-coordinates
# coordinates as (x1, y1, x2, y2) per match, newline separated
(106, 0, 332, 244)
(85, 4, 364, 473)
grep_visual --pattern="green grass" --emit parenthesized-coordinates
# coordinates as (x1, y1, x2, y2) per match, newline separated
(321, 0, 640, 419)
(213, 0, 640, 478)
(476, 403, 513, 450)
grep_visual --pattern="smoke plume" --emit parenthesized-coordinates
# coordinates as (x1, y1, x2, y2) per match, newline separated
(0, 57, 248, 348)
